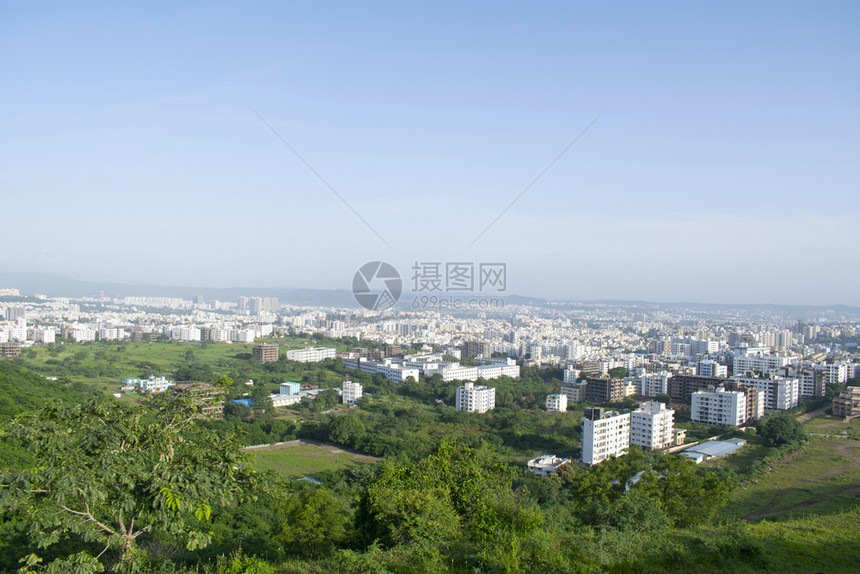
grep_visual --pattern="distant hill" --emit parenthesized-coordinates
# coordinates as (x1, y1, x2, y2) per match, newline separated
(0, 272, 857, 316)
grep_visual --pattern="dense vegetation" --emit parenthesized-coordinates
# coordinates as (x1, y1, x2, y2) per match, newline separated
(1, 341, 858, 573)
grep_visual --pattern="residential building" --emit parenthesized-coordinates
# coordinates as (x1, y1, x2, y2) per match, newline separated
(697, 360, 727, 378)
(563, 366, 581, 384)
(527, 455, 571, 476)
(455, 382, 495, 413)
(286, 347, 336, 363)
(252, 343, 279, 363)
(463, 340, 491, 358)
(581, 408, 630, 465)
(668, 374, 726, 403)
(584, 377, 626, 404)
(137, 376, 173, 393)
(546, 393, 568, 412)
(638, 371, 671, 397)
(690, 386, 747, 426)
(343, 380, 363, 406)
(630, 401, 675, 450)
(832, 387, 860, 418)
(730, 375, 800, 410)
(560, 382, 587, 403)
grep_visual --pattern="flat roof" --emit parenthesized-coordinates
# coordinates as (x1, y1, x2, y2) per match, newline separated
(684, 440, 745, 458)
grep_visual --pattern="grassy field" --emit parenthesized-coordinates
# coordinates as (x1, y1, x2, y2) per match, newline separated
(248, 441, 380, 478)
(804, 414, 860, 440)
(718, 438, 860, 521)
(12, 338, 352, 394)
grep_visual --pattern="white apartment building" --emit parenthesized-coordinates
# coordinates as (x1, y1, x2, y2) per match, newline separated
(286, 347, 337, 363)
(563, 366, 581, 384)
(341, 357, 421, 382)
(638, 371, 671, 397)
(455, 382, 495, 413)
(697, 360, 727, 378)
(731, 375, 800, 410)
(581, 409, 630, 465)
(342, 380, 363, 406)
(733, 352, 793, 375)
(824, 363, 849, 385)
(69, 328, 96, 342)
(546, 393, 568, 412)
(691, 387, 747, 426)
(630, 401, 675, 450)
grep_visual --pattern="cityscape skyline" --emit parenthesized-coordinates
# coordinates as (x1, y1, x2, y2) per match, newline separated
(2, 2, 858, 305)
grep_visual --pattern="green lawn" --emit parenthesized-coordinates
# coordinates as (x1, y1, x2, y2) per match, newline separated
(248, 441, 380, 478)
(719, 438, 860, 521)
(804, 415, 860, 440)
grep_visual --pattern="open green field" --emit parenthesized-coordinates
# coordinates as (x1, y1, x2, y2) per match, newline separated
(719, 438, 860, 522)
(804, 414, 860, 440)
(11, 338, 352, 394)
(247, 441, 380, 478)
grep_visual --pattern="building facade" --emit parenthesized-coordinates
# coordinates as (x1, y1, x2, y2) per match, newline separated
(581, 408, 630, 465)
(546, 393, 568, 412)
(455, 382, 496, 413)
(630, 400, 675, 450)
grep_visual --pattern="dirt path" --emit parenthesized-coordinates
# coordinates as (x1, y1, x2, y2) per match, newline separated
(742, 441, 860, 521)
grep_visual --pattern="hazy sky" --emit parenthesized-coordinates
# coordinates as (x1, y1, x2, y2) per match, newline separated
(2, 1, 858, 305)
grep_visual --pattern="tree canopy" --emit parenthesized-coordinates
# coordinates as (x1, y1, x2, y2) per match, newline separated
(1, 389, 254, 571)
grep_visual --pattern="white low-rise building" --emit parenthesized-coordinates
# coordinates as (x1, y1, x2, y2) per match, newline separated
(546, 393, 568, 412)
(287, 347, 337, 363)
(581, 408, 630, 465)
(455, 382, 495, 413)
(630, 401, 675, 450)
(138, 376, 173, 393)
(527, 455, 571, 476)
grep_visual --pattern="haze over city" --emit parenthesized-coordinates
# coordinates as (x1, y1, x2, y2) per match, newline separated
(1, 1, 858, 305)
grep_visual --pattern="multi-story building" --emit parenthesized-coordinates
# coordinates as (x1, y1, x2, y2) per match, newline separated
(668, 374, 725, 403)
(561, 382, 587, 403)
(252, 343, 279, 363)
(723, 380, 765, 423)
(563, 366, 581, 384)
(730, 375, 800, 410)
(584, 377, 626, 404)
(581, 408, 630, 465)
(824, 362, 849, 385)
(341, 357, 421, 382)
(690, 386, 747, 426)
(463, 340, 492, 358)
(630, 401, 675, 450)
(546, 393, 568, 412)
(638, 371, 671, 397)
(698, 360, 727, 378)
(286, 347, 336, 363)
(733, 351, 792, 375)
(832, 387, 860, 418)
(455, 382, 495, 413)
(138, 376, 173, 393)
(342, 380, 363, 406)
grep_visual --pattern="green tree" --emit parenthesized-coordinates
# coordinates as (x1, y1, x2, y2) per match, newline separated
(274, 488, 348, 558)
(1, 392, 253, 570)
(756, 411, 807, 447)
(328, 415, 366, 447)
(608, 367, 628, 379)
(250, 383, 274, 415)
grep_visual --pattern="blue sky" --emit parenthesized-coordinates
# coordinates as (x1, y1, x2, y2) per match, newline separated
(1, 1, 858, 305)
